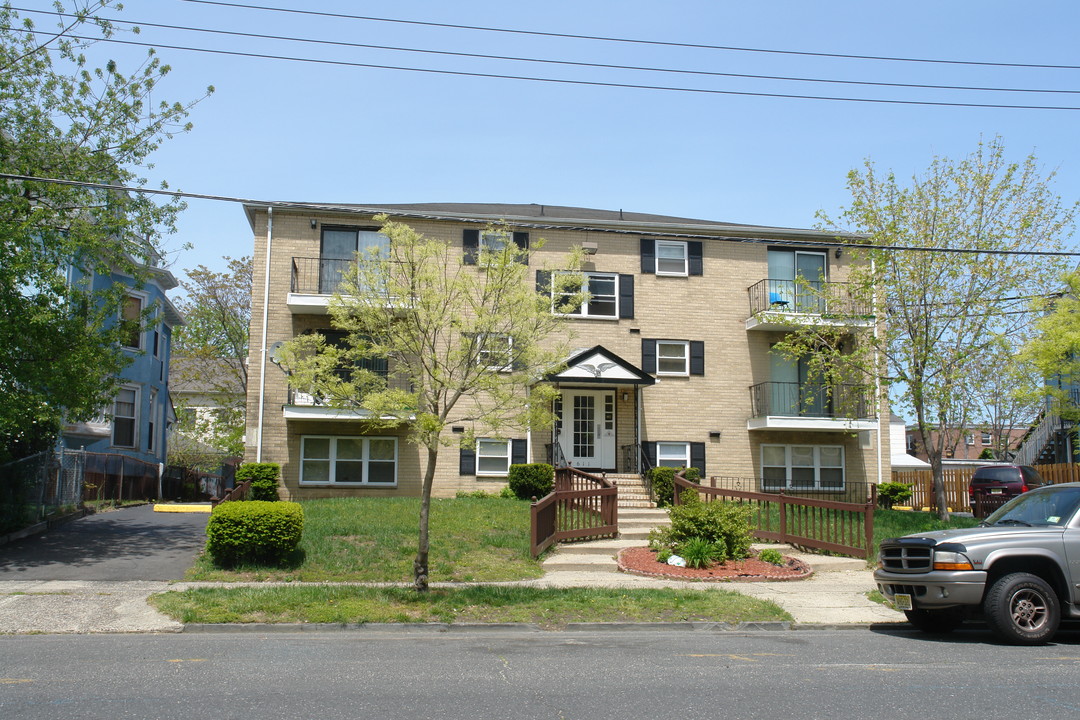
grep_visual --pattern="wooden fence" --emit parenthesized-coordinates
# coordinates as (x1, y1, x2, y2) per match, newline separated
(530, 467, 618, 557)
(674, 474, 876, 559)
(891, 463, 1080, 512)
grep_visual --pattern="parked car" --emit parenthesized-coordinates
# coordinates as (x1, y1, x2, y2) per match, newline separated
(875, 483, 1080, 644)
(969, 464, 1046, 503)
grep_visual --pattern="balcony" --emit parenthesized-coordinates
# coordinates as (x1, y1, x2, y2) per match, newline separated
(748, 381, 877, 432)
(745, 279, 874, 332)
(288, 257, 406, 315)
(284, 370, 415, 421)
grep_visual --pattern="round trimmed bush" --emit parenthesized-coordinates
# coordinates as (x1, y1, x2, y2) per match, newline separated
(507, 463, 554, 499)
(205, 500, 303, 566)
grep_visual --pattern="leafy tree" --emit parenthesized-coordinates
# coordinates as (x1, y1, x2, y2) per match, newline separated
(1020, 271, 1080, 424)
(280, 217, 583, 590)
(0, 2, 211, 461)
(772, 138, 1074, 520)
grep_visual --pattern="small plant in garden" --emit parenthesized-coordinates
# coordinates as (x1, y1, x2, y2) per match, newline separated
(680, 537, 723, 569)
(758, 548, 785, 566)
(877, 481, 913, 510)
(235, 462, 281, 502)
(655, 547, 673, 564)
(648, 467, 675, 506)
(507, 463, 554, 499)
(667, 498, 754, 560)
(499, 486, 517, 499)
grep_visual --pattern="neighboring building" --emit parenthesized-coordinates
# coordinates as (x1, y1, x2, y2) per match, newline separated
(61, 249, 184, 467)
(890, 414, 929, 471)
(168, 356, 247, 467)
(905, 425, 1025, 462)
(244, 203, 892, 500)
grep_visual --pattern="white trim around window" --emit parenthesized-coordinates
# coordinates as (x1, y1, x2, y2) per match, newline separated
(554, 271, 618, 319)
(112, 385, 140, 449)
(477, 334, 513, 372)
(656, 441, 690, 469)
(300, 435, 398, 486)
(480, 230, 509, 252)
(476, 438, 511, 476)
(120, 292, 146, 351)
(761, 444, 844, 491)
(655, 240, 688, 276)
(655, 341, 689, 376)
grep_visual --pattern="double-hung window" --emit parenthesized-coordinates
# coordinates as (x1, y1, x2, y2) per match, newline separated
(655, 240, 688, 276)
(112, 386, 138, 448)
(761, 444, 844, 491)
(300, 436, 397, 486)
(477, 334, 513, 372)
(476, 438, 511, 476)
(555, 272, 618, 319)
(981, 431, 992, 445)
(656, 441, 690, 468)
(656, 341, 689, 376)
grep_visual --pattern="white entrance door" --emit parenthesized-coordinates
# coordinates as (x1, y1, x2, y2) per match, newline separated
(558, 390, 616, 469)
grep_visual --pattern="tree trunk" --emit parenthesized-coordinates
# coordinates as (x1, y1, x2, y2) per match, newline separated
(413, 445, 439, 592)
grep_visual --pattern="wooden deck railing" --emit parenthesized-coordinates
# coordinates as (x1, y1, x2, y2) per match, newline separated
(530, 467, 618, 557)
(210, 480, 252, 508)
(673, 473, 876, 559)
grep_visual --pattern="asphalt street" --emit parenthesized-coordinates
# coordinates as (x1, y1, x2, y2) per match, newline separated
(0, 505, 208, 581)
(3, 628, 1080, 719)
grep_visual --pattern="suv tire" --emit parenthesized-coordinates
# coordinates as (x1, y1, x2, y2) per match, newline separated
(904, 607, 965, 634)
(983, 572, 1060, 645)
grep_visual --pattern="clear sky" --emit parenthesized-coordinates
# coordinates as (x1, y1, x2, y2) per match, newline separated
(18, 0, 1080, 282)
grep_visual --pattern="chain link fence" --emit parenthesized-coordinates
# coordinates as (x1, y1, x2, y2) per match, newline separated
(0, 448, 86, 534)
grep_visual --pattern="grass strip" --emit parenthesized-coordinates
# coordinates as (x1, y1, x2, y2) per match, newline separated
(150, 585, 791, 627)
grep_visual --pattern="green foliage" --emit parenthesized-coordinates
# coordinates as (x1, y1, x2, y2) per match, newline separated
(0, 3, 211, 461)
(499, 486, 517, 499)
(877, 481, 913, 509)
(507, 463, 554, 499)
(758, 548, 785, 566)
(662, 500, 755, 561)
(978, 448, 996, 460)
(235, 463, 281, 502)
(655, 547, 673, 564)
(648, 467, 676, 507)
(684, 467, 701, 483)
(205, 501, 304, 567)
(455, 489, 503, 499)
(680, 537, 725, 569)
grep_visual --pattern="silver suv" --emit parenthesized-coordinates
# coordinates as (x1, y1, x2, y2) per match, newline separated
(875, 483, 1080, 644)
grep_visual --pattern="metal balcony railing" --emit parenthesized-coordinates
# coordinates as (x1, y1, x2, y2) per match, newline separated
(288, 369, 414, 407)
(746, 279, 873, 319)
(749, 381, 875, 420)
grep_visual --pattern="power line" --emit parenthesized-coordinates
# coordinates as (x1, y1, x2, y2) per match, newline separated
(4, 172, 1079, 257)
(14, 7, 1079, 96)
(9, 27, 1080, 111)
(179, 0, 1080, 72)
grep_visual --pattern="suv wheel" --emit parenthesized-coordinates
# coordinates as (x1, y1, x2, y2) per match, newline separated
(983, 572, 1060, 645)
(904, 607, 965, 634)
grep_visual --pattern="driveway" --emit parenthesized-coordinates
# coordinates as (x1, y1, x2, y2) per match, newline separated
(0, 504, 209, 581)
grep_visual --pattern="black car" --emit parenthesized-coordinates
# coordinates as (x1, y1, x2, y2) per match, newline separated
(969, 464, 1046, 503)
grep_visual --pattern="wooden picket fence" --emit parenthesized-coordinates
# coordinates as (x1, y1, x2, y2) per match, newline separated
(891, 463, 1080, 512)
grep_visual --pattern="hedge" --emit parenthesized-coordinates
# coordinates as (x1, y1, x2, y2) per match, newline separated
(235, 462, 281, 502)
(205, 500, 303, 566)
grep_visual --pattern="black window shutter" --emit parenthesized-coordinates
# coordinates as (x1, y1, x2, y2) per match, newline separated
(513, 232, 529, 265)
(643, 441, 657, 469)
(641, 338, 657, 374)
(536, 269, 551, 295)
(459, 446, 476, 475)
(511, 439, 527, 465)
(689, 341, 705, 375)
(463, 229, 479, 265)
(618, 274, 634, 319)
(640, 238, 655, 274)
(690, 442, 706, 476)
(688, 241, 703, 276)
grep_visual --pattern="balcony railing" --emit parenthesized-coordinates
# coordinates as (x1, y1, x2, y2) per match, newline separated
(288, 370, 414, 407)
(747, 279, 873, 319)
(749, 381, 875, 420)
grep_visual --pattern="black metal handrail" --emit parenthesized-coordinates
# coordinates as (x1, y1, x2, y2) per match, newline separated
(749, 381, 875, 420)
(746, 278, 873, 318)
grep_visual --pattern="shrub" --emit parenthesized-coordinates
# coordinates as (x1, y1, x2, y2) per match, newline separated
(655, 546, 673, 563)
(666, 499, 754, 560)
(507, 463, 554, 500)
(681, 536, 725, 568)
(205, 500, 303, 566)
(877, 481, 913, 509)
(683, 466, 701, 483)
(499, 486, 517, 500)
(758, 548, 785, 566)
(648, 467, 676, 507)
(235, 462, 281, 502)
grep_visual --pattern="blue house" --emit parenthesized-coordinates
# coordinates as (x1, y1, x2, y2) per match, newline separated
(60, 249, 185, 468)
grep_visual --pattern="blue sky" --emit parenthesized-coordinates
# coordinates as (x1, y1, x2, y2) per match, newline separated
(21, 0, 1080, 280)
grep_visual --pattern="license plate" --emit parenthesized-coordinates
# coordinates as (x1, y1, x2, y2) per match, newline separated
(894, 593, 913, 611)
(990, 489, 1002, 495)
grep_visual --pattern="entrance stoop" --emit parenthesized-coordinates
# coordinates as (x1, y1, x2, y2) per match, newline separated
(540, 504, 670, 573)
(603, 473, 655, 508)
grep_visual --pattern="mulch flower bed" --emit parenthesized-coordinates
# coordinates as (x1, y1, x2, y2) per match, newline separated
(617, 547, 813, 582)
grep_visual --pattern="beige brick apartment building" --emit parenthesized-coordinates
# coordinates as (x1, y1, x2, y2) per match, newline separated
(243, 203, 891, 500)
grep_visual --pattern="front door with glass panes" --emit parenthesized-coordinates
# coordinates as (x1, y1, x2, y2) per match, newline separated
(555, 390, 616, 469)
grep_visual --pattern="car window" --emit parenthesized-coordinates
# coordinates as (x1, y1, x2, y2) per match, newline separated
(1021, 467, 1046, 485)
(985, 488, 1080, 527)
(973, 467, 1020, 483)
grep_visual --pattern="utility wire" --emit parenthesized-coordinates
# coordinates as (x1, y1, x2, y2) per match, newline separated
(4, 172, 1079, 257)
(9, 27, 1080, 111)
(14, 7, 1079, 96)
(179, 0, 1080, 72)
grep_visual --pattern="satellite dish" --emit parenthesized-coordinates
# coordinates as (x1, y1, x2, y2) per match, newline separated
(268, 341, 286, 365)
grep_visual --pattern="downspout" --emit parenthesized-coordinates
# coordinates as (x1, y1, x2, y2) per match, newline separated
(873, 256, 882, 485)
(255, 207, 273, 462)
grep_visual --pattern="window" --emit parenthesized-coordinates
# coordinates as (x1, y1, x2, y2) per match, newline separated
(112, 386, 138, 448)
(656, 341, 689, 375)
(464, 229, 528, 264)
(120, 294, 143, 350)
(476, 439, 511, 476)
(761, 444, 844, 491)
(965, 434, 975, 446)
(481, 231, 509, 252)
(656, 442, 690, 468)
(655, 240, 688, 276)
(477, 334, 513, 371)
(981, 432, 992, 445)
(147, 389, 158, 453)
(766, 249, 827, 313)
(319, 226, 390, 294)
(300, 436, 397, 486)
(554, 272, 618, 318)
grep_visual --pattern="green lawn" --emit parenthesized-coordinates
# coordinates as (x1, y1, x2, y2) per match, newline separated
(873, 507, 979, 554)
(150, 585, 791, 627)
(185, 496, 544, 583)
